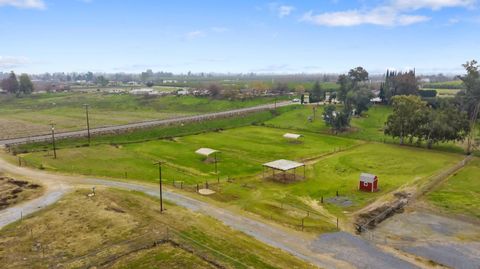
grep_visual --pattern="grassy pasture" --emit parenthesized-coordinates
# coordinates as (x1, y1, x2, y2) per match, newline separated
(427, 158, 480, 219)
(18, 124, 463, 232)
(210, 143, 462, 223)
(0, 188, 312, 268)
(20, 126, 358, 184)
(0, 92, 283, 139)
(265, 105, 393, 142)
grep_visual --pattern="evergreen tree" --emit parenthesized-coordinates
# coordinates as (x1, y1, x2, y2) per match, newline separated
(1, 71, 19, 94)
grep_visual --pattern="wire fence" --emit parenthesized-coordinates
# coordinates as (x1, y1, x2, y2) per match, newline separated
(0, 220, 257, 269)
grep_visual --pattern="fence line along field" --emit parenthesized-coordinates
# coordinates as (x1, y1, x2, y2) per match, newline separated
(0, 92, 284, 139)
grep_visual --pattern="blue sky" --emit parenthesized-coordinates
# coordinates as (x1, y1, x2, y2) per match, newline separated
(0, 0, 479, 74)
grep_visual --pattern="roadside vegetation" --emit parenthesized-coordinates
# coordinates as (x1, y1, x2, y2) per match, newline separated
(0, 188, 314, 269)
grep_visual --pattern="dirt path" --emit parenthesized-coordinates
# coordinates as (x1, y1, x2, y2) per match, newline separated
(0, 156, 425, 269)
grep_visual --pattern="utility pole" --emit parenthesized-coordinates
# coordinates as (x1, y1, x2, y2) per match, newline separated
(154, 161, 165, 212)
(214, 152, 219, 182)
(50, 123, 57, 159)
(84, 104, 91, 145)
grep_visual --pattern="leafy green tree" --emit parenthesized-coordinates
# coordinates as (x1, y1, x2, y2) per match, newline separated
(1, 71, 19, 94)
(421, 103, 470, 148)
(346, 86, 374, 115)
(323, 105, 351, 134)
(96, 75, 109, 87)
(18, 74, 34, 95)
(457, 60, 480, 153)
(348, 66, 369, 84)
(385, 95, 428, 144)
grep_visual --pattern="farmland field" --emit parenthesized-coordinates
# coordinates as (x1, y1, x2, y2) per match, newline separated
(17, 122, 463, 232)
(0, 188, 312, 268)
(0, 92, 285, 139)
(427, 158, 480, 220)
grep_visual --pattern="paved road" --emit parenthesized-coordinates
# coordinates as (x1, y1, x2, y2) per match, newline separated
(0, 101, 293, 145)
(0, 156, 426, 269)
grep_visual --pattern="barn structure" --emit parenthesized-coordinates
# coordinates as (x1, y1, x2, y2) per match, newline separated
(359, 173, 378, 192)
(262, 159, 305, 183)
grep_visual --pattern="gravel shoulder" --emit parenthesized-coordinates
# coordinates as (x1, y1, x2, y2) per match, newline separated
(373, 209, 480, 269)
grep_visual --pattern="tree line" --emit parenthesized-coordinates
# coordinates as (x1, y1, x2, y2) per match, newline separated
(319, 61, 479, 153)
(385, 60, 479, 152)
(1, 71, 34, 96)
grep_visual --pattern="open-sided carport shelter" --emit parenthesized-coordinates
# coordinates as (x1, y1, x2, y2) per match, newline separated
(262, 159, 306, 182)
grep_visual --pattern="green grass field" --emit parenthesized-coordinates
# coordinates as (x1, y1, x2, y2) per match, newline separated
(423, 80, 464, 89)
(20, 125, 358, 184)
(427, 158, 480, 219)
(0, 92, 284, 139)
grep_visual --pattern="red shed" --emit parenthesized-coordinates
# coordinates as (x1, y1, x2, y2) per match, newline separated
(359, 173, 378, 192)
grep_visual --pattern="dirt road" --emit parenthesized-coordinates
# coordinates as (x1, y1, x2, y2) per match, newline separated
(0, 101, 293, 146)
(0, 156, 425, 269)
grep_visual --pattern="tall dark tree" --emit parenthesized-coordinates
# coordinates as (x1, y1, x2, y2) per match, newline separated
(207, 83, 223, 98)
(1, 71, 19, 94)
(18, 74, 34, 95)
(272, 82, 289, 95)
(336, 74, 350, 102)
(310, 81, 324, 102)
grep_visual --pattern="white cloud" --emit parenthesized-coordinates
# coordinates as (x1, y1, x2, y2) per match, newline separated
(278, 5, 294, 17)
(300, 0, 473, 27)
(0, 56, 29, 68)
(301, 7, 429, 26)
(268, 3, 295, 18)
(184, 30, 206, 40)
(392, 0, 476, 10)
(0, 0, 45, 9)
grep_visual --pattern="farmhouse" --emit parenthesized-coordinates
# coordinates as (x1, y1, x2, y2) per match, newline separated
(359, 173, 378, 192)
(263, 159, 305, 182)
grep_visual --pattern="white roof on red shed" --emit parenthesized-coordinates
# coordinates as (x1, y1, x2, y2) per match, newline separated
(360, 173, 377, 183)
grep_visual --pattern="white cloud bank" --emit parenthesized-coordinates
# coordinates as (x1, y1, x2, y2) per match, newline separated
(0, 0, 45, 9)
(0, 56, 30, 68)
(278, 5, 295, 17)
(301, 0, 476, 27)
